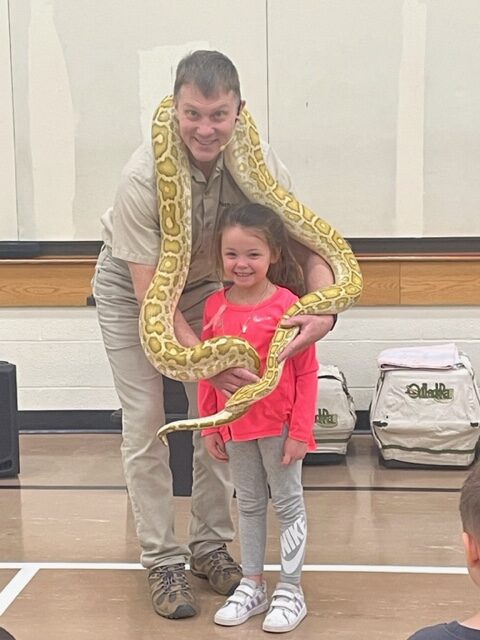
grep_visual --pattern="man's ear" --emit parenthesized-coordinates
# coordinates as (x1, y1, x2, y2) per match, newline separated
(237, 100, 246, 118)
(463, 531, 480, 567)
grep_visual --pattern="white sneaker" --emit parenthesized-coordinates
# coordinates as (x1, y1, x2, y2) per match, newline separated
(262, 583, 307, 633)
(214, 577, 268, 626)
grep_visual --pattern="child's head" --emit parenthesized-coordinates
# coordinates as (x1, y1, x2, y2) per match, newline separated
(460, 462, 480, 539)
(460, 461, 480, 584)
(215, 203, 305, 296)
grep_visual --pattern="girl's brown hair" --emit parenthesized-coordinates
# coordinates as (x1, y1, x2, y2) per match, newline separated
(215, 203, 306, 296)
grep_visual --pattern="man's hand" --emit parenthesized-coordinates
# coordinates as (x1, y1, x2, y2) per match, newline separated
(203, 432, 229, 462)
(278, 314, 335, 363)
(210, 367, 260, 398)
(282, 436, 308, 465)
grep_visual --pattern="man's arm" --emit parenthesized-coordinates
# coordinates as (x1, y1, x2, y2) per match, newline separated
(127, 262, 155, 306)
(278, 240, 336, 363)
(291, 239, 335, 293)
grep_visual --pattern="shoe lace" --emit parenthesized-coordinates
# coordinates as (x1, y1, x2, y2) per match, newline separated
(151, 564, 190, 593)
(209, 546, 239, 576)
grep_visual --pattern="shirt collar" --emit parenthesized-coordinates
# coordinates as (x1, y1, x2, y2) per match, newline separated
(190, 153, 224, 184)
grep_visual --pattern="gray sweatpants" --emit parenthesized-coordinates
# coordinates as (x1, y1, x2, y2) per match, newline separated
(225, 430, 307, 585)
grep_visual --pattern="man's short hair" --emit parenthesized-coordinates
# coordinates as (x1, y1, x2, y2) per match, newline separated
(174, 50, 241, 103)
(460, 461, 480, 537)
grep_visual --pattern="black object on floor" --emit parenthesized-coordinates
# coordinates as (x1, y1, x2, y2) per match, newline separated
(0, 362, 20, 477)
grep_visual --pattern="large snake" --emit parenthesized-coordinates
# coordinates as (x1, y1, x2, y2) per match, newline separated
(139, 95, 363, 444)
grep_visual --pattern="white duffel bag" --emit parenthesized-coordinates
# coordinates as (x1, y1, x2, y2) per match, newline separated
(311, 364, 357, 456)
(371, 344, 480, 467)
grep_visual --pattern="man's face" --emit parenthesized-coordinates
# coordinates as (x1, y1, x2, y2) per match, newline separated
(175, 83, 241, 176)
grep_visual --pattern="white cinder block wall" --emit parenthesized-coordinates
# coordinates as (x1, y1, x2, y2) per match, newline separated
(0, 308, 118, 410)
(0, 306, 478, 413)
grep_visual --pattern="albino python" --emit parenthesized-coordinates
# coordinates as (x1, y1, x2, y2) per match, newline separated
(139, 95, 363, 444)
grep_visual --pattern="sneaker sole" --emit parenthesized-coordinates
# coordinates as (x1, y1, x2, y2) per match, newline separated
(214, 601, 269, 626)
(262, 605, 307, 633)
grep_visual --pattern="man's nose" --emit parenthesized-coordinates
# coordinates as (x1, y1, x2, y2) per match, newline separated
(196, 119, 215, 137)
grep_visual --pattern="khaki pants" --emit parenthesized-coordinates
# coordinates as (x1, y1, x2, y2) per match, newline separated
(93, 246, 234, 568)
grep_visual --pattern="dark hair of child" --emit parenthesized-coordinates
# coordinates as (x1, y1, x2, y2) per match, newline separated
(215, 203, 306, 297)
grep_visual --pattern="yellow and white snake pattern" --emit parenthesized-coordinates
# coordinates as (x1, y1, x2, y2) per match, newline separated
(139, 96, 363, 443)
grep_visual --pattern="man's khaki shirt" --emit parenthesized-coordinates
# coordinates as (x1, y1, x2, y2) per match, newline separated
(100, 141, 293, 316)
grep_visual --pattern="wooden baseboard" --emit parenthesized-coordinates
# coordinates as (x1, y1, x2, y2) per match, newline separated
(0, 254, 479, 306)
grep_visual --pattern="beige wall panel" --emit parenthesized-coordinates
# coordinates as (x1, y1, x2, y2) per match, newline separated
(423, 0, 480, 236)
(9, 0, 268, 240)
(7, 0, 480, 241)
(0, 0, 17, 240)
(267, 0, 402, 238)
(268, 0, 480, 239)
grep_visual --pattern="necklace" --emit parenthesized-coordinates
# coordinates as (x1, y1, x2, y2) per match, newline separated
(227, 281, 273, 334)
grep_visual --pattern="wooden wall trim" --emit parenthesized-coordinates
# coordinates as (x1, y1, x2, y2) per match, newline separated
(400, 260, 480, 306)
(0, 260, 95, 307)
(0, 255, 479, 307)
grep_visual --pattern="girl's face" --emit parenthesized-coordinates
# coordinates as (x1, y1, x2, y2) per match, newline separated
(221, 225, 275, 293)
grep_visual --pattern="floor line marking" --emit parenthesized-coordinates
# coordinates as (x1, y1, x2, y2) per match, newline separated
(0, 562, 468, 575)
(0, 566, 39, 615)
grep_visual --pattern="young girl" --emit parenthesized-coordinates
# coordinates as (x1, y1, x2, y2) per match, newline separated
(198, 203, 318, 633)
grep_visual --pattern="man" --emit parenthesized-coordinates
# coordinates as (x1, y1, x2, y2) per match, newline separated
(93, 50, 335, 620)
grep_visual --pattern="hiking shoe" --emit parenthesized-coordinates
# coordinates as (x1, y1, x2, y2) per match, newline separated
(190, 545, 242, 595)
(214, 578, 268, 626)
(148, 563, 198, 619)
(262, 583, 307, 633)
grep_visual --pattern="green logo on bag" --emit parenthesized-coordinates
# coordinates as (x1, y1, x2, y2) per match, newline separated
(405, 382, 454, 401)
(316, 408, 338, 427)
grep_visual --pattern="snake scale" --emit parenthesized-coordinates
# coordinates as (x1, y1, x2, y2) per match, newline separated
(139, 95, 363, 444)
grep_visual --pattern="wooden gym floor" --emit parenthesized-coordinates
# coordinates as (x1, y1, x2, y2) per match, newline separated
(0, 432, 475, 639)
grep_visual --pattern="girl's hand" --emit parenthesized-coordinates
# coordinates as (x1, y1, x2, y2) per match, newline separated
(203, 432, 229, 462)
(282, 436, 308, 465)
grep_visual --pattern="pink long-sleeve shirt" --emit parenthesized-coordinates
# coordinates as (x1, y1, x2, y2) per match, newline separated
(198, 286, 318, 448)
